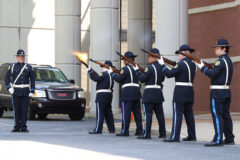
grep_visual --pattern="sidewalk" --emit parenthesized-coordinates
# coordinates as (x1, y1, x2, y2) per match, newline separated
(102, 113, 240, 143)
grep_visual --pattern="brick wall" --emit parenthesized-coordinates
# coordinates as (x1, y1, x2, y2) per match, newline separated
(189, 3, 240, 112)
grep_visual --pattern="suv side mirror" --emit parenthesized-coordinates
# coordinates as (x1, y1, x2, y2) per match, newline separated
(69, 79, 75, 84)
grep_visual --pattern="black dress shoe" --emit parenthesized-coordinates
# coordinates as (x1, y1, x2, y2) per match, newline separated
(21, 128, 29, 133)
(135, 132, 143, 136)
(183, 136, 197, 141)
(205, 141, 224, 147)
(116, 132, 129, 137)
(223, 139, 235, 145)
(137, 135, 151, 139)
(89, 131, 102, 134)
(158, 135, 166, 139)
(163, 138, 180, 142)
(109, 131, 115, 134)
(11, 128, 21, 133)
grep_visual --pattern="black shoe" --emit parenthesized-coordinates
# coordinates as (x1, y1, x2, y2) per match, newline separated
(11, 128, 21, 133)
(163, 138, 180, 142)
(109, 131, 115, 134)
(116, 132, 129, 137)
(223, 139, 235, 145)
(89, 131, 102, 134)
(21, 128, 29, 133)
(183, 136, 197, 141)
(135, 132, 143, 136)
(158, 135, 166, 139)
(204, 141, 224, 147)
(137, 135, 151, 139)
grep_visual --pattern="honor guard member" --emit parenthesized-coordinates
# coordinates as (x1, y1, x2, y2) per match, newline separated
(107, 51, 143, 136)
(158, 45, 197, 142)
(134, 48, 166, 139)
(5, 50, 35, 132)
(196, 39, 235, 147)
(86, 61, 115, 134)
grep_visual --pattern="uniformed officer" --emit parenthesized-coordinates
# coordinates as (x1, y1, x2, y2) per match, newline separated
(133, 48, 166, 139)
(5, 49, 35, 132)
(196, 39, 235, 147)
(107, 51, 143, 136)
(158, 44, 197, 142)
(86, 61, 115, 134)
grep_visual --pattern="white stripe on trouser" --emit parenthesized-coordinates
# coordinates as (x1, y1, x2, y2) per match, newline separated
(211, 99, 221, 143)
(171, 102, 177, 140)
(95, 103, 100, 132)
(11, 96, 16, 125)
(121, 102, 125, 134)
(143, 104, 147, 136)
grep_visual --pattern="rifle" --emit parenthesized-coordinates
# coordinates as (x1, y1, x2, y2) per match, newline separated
(141, 49, 177, 67)
(73, 52, 98, 75)
(89, 59, 120, 74)
(180, 52, 213, 69)
(115, 51, 145, 73)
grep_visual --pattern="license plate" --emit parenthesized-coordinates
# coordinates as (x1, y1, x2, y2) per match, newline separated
(57, 93, 68, 97)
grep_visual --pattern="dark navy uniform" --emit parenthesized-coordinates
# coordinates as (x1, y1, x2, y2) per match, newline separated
(111, 52, 143, 136)
(88, 62, 115, 134)
(5, 50, 35, 131)
(136, 59, 166, 138)
(161, 45, 197, 142)
(200, 39, 235, 146)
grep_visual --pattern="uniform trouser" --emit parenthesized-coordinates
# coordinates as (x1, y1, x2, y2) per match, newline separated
(95, 102, 115, 133)
(142, 103, 166, 137)
(210, 98, 234, 143)
(12, 95, 29, 129)
(121, 100, 143, 135)
(170, 102, 196, 140)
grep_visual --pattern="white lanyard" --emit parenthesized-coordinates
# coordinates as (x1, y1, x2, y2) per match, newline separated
(183, 61, 191, 83)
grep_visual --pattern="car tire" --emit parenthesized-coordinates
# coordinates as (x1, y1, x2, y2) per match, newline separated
(27, 108, 36, 120)
(68, 112, 84, 121)
(0, 109, 4, 117)
(37, 113, 48, 119)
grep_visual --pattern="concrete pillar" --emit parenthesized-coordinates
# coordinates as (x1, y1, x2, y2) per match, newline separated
(128, 0, 152, 66)
(55, 0, 81, 86)
(90, 0, 120, 114)
(155, 0, 188, 117)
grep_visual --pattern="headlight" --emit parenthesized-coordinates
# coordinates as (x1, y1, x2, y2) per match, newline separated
(78, 91, 84, 98)
(33, 90, 46, 98)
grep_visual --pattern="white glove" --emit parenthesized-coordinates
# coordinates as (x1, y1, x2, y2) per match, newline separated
(107, 67, 113, 74)
(8, 88, 14, 95)
(29, 93, 33, 97)
(133, 65, 139, 71)
(195, 60, 204, 69)
(86, 65, 91, 72)
(157, 57, 165, 65)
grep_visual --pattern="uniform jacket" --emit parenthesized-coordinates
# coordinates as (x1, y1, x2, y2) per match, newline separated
(111, 64, 141, 101)
(136, 61, 165, 104)
(5, 63, 35, 97)
(201, 54, 233, 100)
(88, 69, 114, 104)
(162, 58, 196, 102)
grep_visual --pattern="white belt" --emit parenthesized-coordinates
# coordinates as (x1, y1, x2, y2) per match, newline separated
(176, 82, 192, 86)
(122, 83, 139, 89)
(96, 89, 112, 93)
(210, 85, 229, 89)
(145, 85, 161, 89)
(12, 84, 30, 88)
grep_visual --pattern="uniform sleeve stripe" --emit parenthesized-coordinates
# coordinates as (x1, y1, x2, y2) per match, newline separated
(162, 67, 167, 72)
(203, 68, 208, 74)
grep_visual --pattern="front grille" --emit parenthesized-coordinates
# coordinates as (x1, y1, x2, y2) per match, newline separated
(47, 90, 76, 100)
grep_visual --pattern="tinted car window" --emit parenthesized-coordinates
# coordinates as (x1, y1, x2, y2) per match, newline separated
(34, 68, 69, 83)
(0, 65, 9, 81)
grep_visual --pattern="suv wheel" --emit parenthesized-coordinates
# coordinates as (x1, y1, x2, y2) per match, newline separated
(0, 109, 4, 117)
(37, 113, 48, 119)
(68, 112, 84, 121)
(27, 108, 36, 120)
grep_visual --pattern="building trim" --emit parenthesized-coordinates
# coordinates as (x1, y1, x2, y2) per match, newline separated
(189, 0, 240, 15)
(204, 56, 240, 63)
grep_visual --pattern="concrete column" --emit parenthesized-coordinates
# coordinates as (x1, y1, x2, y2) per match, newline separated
(90, 0, 120, 114)
(155, 0, 188, 117)
(55, 0, 81, 86)
(128, 0, 152, 66)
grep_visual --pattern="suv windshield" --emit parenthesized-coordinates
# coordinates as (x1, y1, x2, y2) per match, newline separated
(34, 68, 69, 83)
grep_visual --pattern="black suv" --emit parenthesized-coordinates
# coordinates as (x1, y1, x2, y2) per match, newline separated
(0, 63, 86, 120)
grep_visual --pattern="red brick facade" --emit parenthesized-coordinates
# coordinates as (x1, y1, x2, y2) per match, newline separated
(189, 0, 240, 113)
